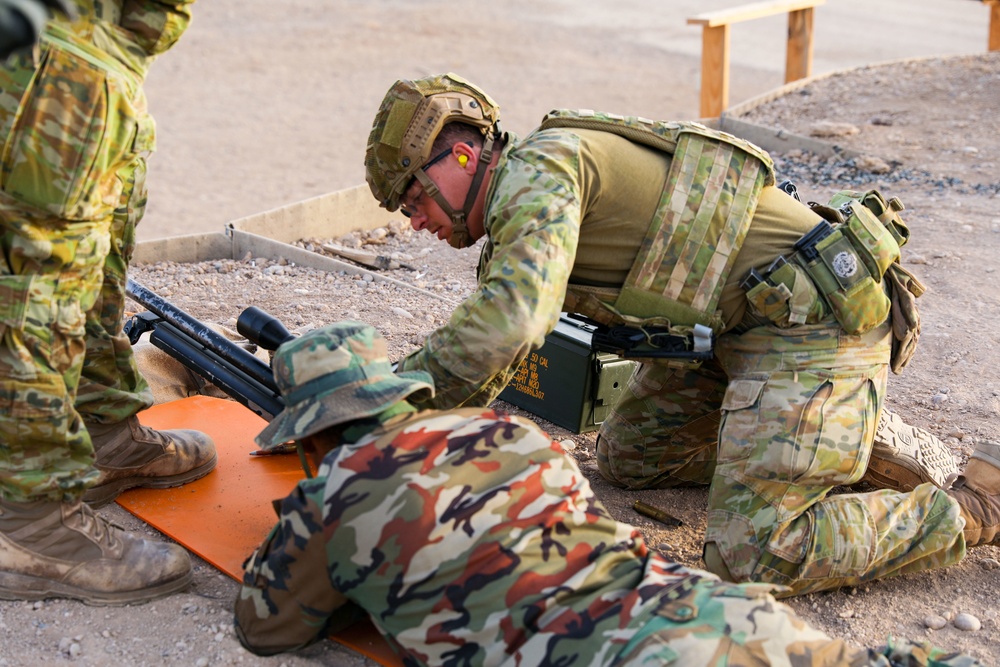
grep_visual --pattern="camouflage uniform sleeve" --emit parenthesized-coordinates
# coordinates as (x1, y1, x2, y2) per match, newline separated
(120, 0, 194, 56)
(233, 478, 366, 656)
(398, 130, 583, 409)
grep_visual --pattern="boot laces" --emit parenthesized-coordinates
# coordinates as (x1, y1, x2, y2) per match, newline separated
(72, 502, 122, 551)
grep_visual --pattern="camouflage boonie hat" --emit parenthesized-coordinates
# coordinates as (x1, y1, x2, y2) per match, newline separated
(364, 72, 500, 212)
(255, 321, 433, 449)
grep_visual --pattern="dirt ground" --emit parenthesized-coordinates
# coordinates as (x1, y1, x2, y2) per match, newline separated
(1, 21, 998, 667)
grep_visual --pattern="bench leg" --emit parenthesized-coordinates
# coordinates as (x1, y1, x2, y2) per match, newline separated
(786, 7, 815, 83)
(700, 23, 730, 118)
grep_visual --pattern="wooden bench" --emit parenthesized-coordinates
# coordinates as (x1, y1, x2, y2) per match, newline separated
(687, 0, 826, 119)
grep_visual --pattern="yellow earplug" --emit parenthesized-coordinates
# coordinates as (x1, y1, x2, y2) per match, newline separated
(457, 155, 468, 168)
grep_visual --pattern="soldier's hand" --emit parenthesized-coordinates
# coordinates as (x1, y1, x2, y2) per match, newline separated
(0, 0, 77, 60)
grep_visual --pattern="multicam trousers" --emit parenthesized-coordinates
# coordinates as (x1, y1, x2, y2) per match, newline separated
(0, 30, 154, 501)
(597, 318, 966, 596)
(617, 570, 979, 666)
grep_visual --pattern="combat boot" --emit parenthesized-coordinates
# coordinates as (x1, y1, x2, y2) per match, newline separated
(946, 440, 1000, 547)
(861, 409, 959, 492)
(83, 415, 217, 508)
(0, 498, 192, 605)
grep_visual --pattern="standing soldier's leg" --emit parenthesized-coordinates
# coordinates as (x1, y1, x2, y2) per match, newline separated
(703, 320, 966, 596)
(75, 151, 216, 508)
(0, 34, 192, 604)
(596, 359, 727, 489)
(0, 205, 191, 604)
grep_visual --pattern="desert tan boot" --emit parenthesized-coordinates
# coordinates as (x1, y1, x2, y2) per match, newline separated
(861, 409, 959, 492)
(946, 440, 1000, 548)
(83, 415, 217, 508)
(0, 498, 192, 605)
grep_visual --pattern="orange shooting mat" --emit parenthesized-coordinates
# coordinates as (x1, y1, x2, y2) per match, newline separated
(115, 395, 402, 667)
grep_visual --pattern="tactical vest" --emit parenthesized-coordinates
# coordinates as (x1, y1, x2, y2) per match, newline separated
(541, 110, 775, 345)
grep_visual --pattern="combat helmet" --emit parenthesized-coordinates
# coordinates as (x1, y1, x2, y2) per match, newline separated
(365, 73, 501, 248)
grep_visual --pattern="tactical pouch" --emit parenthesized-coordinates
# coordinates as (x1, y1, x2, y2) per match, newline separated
(795, 226, 891, 336)
(788, 189, 909, 336)
(743, 258, 827, 328)
(839, 199, 901, 278)
(831, 190, 921, 372)
(886, 262, 925, 373)
(1, 30, 143, 222)
(828, 189, 910, 248)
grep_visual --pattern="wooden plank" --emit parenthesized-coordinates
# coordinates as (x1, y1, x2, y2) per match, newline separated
(700, 23, 731, 118)
(785, 7, 815, 82)
(687, 0, 824, 28)
(986, 0, 1000, 51)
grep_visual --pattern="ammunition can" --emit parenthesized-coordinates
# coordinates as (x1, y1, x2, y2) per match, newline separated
(498, 315, 637, 433)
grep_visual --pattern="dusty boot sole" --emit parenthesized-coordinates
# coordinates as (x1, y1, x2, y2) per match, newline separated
(863, 410, 958, 492)
(82, 453, 218, 509)
(0, 569, 193, 606)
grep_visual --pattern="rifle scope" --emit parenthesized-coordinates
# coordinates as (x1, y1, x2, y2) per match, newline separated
(237, 306, 295, 351)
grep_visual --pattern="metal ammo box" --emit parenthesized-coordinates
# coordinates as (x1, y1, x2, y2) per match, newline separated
(498, 315, 637, 433)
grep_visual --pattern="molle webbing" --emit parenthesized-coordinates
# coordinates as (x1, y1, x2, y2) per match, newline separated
(541, 110, 774, 333)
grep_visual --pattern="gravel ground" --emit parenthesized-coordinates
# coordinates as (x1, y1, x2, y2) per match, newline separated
(2, 53, 998, 666)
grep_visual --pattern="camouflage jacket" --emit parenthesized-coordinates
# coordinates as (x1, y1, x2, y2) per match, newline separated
(397, 126, 654, 409)
(0, 0, 192, 222)
(396, 122, 800, 410)
(234, 407, 979, 667)
(235, 407, 717, 665)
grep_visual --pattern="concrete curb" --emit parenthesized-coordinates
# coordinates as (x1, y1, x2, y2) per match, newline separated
(134, 184, 460, 306)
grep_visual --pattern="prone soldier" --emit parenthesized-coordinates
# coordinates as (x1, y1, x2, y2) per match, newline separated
(234, 321, 983, 666)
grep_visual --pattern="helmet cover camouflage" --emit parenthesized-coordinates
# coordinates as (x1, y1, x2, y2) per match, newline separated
(255, 321, 434, 448)
(364, 72, 500, 211)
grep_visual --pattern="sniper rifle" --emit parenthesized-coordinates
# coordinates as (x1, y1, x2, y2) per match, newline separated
(123, 279, 295, 421)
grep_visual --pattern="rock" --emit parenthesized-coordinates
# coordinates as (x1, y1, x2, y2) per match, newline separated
(979, 558, 1000, 570)
(390, 306, 414, 319)
(953, 613, 981, 632)
(856, 155, 892, 173)
(809, 121, 860, 138)
(924, 614, 948, 630)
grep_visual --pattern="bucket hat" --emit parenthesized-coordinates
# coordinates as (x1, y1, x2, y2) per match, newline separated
(255, 321, 433, 448)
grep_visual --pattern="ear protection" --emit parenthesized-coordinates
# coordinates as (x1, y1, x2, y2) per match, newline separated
(457, 155, 468, 168)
